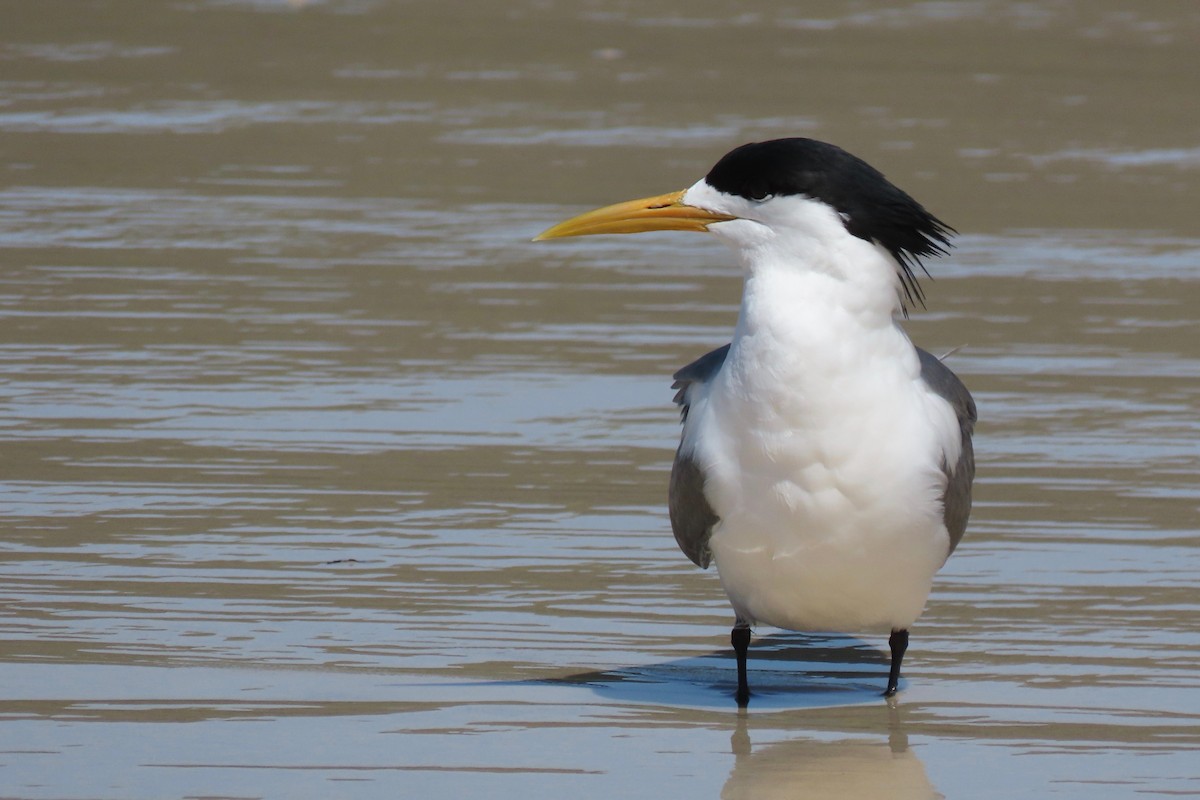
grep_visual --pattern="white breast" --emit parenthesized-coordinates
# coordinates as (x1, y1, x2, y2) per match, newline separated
(680, 259, 962, 633)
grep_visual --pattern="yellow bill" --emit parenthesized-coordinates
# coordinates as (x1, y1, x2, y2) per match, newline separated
(534, 189, 736, 241)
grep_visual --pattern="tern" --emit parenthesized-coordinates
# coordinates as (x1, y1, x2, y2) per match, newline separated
(536, 138, 976, 704)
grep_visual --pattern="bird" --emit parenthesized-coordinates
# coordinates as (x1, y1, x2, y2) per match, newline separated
(535, 137, 976, 705)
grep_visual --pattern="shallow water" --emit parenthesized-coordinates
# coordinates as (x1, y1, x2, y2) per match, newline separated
(1, 1, 1198, 798)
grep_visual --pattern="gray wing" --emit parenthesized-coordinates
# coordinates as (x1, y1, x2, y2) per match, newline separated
(668, 344, 729, 569)
(916, 347, 977, 556)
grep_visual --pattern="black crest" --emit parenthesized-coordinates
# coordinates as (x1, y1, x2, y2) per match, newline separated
(705, 138, 954, 309)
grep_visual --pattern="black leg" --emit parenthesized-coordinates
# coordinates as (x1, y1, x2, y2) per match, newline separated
(884, 628, 909, 697)
(731, 623, 751, 706)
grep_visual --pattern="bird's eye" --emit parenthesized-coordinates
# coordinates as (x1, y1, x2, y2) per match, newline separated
(749, 191, 774, 203)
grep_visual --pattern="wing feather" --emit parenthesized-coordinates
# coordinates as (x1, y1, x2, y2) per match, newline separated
(668, 345, 729, 568)
(916, 347, 977, 556)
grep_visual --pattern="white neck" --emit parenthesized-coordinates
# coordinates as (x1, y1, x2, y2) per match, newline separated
(683, 180, 910, 324)
(715, 224, 922, 412)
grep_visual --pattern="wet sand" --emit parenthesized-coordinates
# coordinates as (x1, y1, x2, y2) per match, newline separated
(1, 2, 1198, 797)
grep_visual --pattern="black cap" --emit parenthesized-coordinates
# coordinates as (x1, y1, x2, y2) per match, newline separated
(705, 138, 954, 308)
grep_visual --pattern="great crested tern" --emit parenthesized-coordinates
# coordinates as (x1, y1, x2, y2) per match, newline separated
(536, 137, 976, 704)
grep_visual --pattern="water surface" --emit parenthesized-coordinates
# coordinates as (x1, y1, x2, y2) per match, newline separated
(1, 1, 1198, 798)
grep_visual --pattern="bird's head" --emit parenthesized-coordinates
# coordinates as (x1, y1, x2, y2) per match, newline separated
(535, 138, 953, 312)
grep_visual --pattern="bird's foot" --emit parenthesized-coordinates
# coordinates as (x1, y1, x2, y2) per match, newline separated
(731, 623, 752, 708)
(885, 628, 909, 698)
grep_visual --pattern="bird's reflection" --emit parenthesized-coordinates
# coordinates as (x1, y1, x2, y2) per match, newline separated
(722, 704, 943, 800)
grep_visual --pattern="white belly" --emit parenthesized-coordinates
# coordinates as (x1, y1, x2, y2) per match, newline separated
(709, 499, 948, 632)
(684, 336, 959, 633)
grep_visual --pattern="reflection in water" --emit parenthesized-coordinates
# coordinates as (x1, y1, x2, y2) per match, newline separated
(724, 709, 942, 800)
